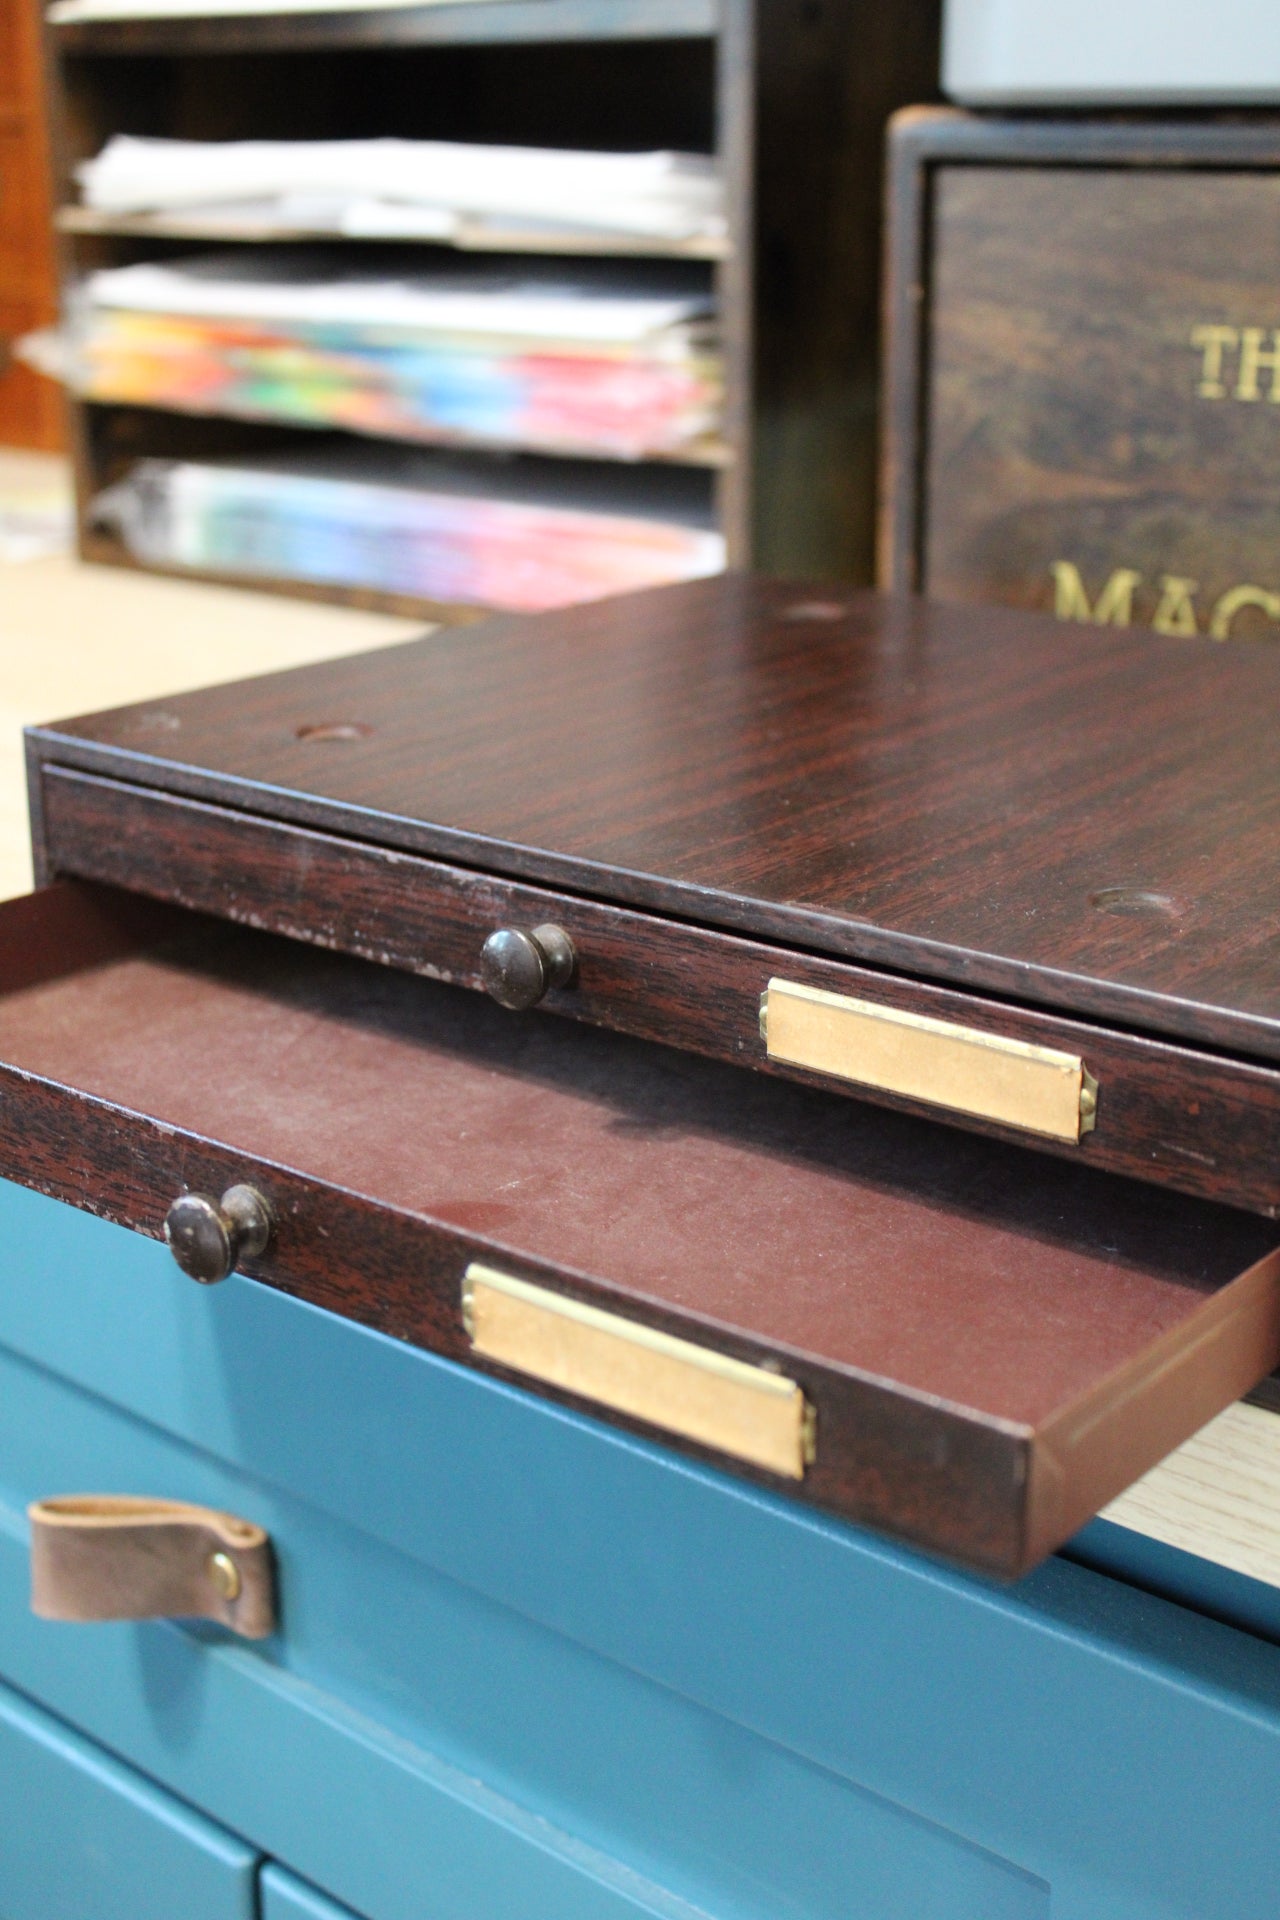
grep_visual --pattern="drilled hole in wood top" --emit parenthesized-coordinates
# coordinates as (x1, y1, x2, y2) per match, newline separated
(1088, 887, 1181, 917)
(782, 601, 849, 622)
(295, 721, 373, 743)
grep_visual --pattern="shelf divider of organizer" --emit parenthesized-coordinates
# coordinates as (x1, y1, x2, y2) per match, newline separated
(56, 206, 733, 259)
(50, 0, 719, 56)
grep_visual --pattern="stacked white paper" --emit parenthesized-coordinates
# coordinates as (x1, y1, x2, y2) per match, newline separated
(82, 254, 712, 343)
(76, 136, 727, 246)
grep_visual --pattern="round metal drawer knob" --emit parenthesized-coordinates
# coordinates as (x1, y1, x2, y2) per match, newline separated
(480, 923, 576, 1011)
(164, 1185, 274, 1286)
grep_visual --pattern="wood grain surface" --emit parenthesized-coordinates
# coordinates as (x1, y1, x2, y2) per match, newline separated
(881, 111, 1280, 633)
(27, 575, 1280, 1062)
(1, 883, 1278, 1578)
(35, 761, 1280, 1216)
(1101, 1399, 1280, 1590)
(0, 0, 61, 451)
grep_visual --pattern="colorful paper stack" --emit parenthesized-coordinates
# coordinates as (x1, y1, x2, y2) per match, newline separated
(75, 254, 723, 462)
(91, 454, 726, 611)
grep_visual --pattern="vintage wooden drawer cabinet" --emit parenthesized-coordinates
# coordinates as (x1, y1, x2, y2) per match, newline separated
(4, 573, 1280, 1915)
(880, 111, 1280, 642)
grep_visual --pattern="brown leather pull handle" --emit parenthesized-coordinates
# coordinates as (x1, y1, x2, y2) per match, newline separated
(28, 1497, 276, 1640)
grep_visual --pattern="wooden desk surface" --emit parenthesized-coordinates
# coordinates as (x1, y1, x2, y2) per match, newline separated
(1104, 1401, 1280, 1588)
(0, 459, 421, 900)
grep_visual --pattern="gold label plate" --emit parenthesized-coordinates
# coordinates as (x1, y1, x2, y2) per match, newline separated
(761, 978, 1097, 1144)
(463, 1263, 814, 1479)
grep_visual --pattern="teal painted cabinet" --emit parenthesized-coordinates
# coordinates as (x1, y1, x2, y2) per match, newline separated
(1, 1177, 1279, 1920)
(0, 1675, 258, 1920)
(261, 1867, 362, 1920)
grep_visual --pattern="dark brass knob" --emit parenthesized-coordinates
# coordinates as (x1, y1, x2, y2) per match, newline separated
(164, 1185, 273, 1285)
(480, 923, 576, 1010)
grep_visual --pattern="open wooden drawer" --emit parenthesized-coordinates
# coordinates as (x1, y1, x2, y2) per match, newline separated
(2, 881, 1277, 1582)
(25, 578, 1280, 1217)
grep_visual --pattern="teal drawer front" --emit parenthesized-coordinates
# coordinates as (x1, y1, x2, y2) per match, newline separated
(261, 1867, 359, 1920)
(0, 1348, 1045, 1920)
(0, 1675, 257, 1920)
(2, 1179, 1280, 1920)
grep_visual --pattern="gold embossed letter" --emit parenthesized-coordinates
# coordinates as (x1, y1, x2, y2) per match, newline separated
(1051, 563, 1140, 628)
(1190, 324, 1239, 398)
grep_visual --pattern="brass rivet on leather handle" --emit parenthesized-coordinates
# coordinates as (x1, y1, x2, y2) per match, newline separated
(208, 1551, 241, 1602)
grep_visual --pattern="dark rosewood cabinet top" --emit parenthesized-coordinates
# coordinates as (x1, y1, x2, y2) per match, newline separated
(29, 575, 1280, 1051)
(24, 574, 1280, 1214)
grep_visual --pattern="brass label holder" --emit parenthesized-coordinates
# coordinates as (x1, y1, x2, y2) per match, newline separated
(760, 978, 1098, 1144)
(463, 1263, 815, 1480)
